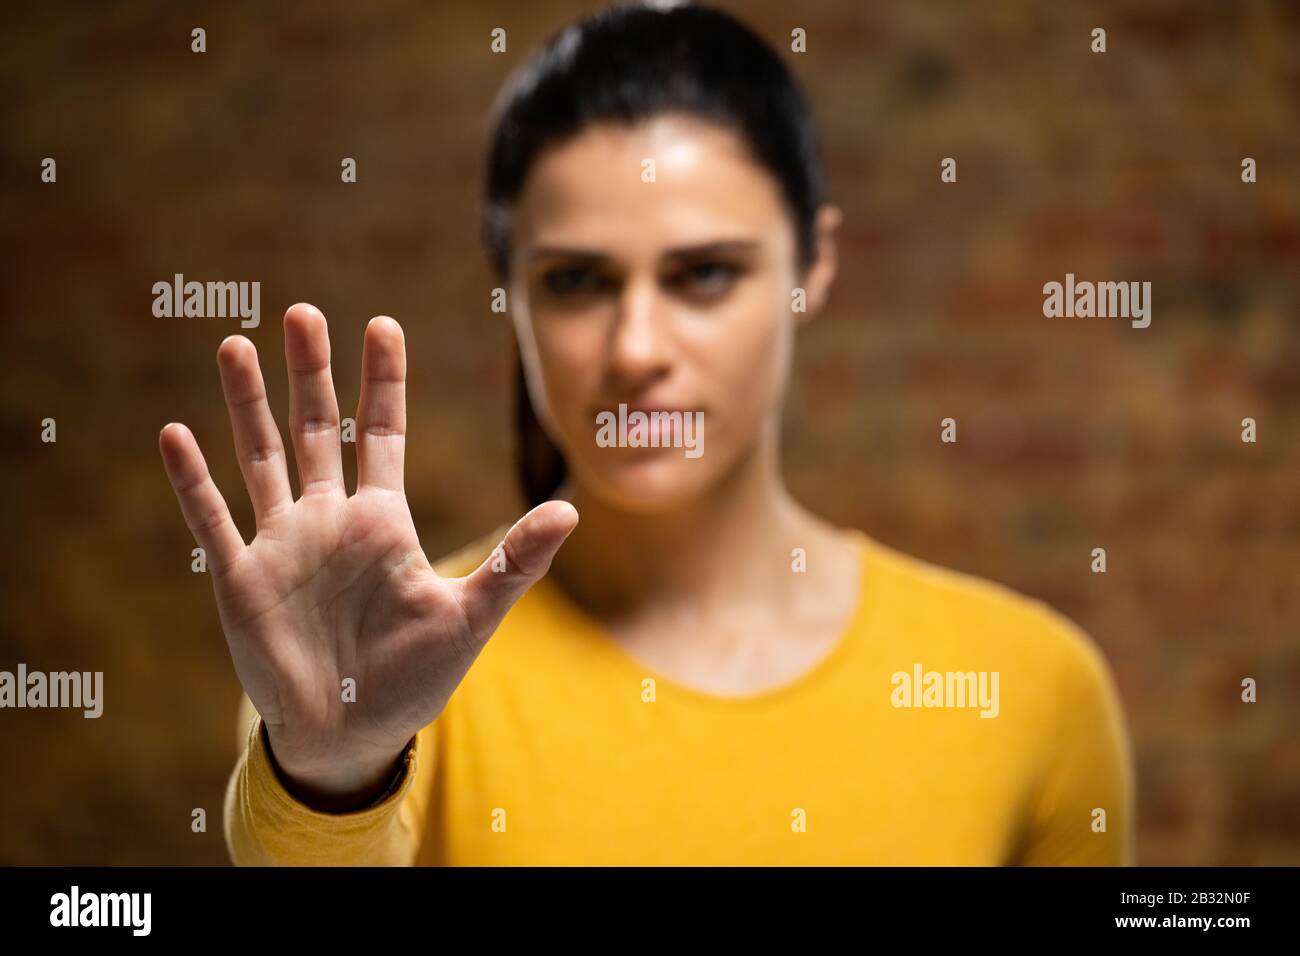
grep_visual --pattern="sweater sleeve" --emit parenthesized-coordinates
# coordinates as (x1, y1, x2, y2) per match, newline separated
(222, 693, 435, 866)
(1018, 624, 1137, 866)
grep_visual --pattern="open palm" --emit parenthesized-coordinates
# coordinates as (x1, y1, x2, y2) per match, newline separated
(159, 303, 577, 806)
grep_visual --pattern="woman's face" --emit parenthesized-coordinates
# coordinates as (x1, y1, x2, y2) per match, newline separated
(507, 113, 838, 514)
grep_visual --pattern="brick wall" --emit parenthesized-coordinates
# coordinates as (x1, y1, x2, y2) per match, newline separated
(0, 0, 1295, 864)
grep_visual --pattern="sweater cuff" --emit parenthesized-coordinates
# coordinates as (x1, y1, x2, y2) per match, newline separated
(245, 714, 419, 823)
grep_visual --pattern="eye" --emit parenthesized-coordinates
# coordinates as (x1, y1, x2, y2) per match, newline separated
(542, 266, 606, 296)
(669, 261, 741, 297)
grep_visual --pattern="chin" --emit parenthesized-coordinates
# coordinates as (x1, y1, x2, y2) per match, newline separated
(574, 451, 722, 515)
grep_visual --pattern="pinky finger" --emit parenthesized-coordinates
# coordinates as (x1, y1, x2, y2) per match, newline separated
(159, 423, 247, 576)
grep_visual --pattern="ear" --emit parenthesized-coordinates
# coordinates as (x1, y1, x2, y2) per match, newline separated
(796, 203, 843, 325)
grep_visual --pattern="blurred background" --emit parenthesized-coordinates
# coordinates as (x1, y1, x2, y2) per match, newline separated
(0, 0, 1297, 865)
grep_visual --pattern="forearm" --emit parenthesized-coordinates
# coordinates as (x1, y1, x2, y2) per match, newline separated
(224, 713, 423, 866)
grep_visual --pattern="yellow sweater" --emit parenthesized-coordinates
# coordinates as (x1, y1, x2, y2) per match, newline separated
(224, 529, 1135, 865)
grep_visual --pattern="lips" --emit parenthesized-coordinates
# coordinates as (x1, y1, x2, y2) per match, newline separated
(592, 402, 704, 448)
(591, 404, 698, 421)
(625, 405, 694, 418)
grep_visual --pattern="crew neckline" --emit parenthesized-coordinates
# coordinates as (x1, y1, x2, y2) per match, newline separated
(533, 529, 878, 712)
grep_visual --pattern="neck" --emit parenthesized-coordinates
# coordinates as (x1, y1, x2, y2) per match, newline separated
(547, 431, 828, 621)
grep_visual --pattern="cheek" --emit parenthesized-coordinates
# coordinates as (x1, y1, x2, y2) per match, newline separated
(690, 278, 794, 423)
(526, 317, 606, 427)
(509, 293, 581, 436)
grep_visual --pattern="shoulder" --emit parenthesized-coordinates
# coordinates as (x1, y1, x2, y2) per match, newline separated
(858, 532, 1116, 693)
(857, 532, 1132, 808)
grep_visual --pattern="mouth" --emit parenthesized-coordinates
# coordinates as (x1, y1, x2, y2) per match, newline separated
(592, 402, 705, 449)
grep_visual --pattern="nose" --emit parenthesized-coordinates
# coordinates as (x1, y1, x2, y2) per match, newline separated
(606, 274, 672, 388)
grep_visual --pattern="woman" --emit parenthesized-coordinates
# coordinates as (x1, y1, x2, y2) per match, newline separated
(159, 1, 1134, 865)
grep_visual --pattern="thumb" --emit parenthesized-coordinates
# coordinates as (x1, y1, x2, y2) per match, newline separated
(456, 500, 579, 640)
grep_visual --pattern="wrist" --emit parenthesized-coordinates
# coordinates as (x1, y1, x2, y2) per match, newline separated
(262, 723, 412, 813)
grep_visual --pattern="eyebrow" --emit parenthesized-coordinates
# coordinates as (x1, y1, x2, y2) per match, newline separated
(525, 240, 761, 263)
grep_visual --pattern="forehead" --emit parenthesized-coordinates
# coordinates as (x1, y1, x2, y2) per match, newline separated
(513, 113, 791, 254)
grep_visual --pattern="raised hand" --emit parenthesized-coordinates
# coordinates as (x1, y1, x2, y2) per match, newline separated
(159, 304, 577, 808)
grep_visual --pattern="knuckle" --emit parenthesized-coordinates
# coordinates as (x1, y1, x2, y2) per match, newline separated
(500, 535, 532, 577)
(360, 424, 405, 439)
(245, 442, 281, 465)
(189, 506, 229, 535)
(295, 417, 341, 436)
(260, 499, 292, 522)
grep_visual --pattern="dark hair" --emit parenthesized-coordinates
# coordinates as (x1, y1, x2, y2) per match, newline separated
(482, 0, 825, 507)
